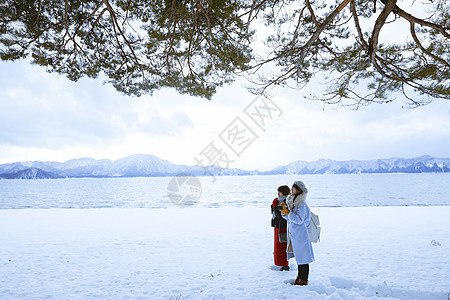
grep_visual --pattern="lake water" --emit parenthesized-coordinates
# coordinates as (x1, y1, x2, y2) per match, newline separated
(0, 173, 449, 209)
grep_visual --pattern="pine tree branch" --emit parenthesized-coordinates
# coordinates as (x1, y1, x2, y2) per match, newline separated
(368, 0, 396, 63)
(409, 21, 450, 68)
(378, 0, 450, 39)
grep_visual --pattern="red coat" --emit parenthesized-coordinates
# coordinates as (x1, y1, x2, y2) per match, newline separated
(272, 198, 288, 267)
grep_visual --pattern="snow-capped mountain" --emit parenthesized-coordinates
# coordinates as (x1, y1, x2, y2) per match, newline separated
(265, 155, 450, 175)
(0, 154, 255, 179)
(110, 154, 190, 177)
(0, 155, 448, 179)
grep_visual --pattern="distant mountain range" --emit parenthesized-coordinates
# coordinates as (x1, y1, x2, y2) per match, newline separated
(0, 154, 257, 179)
(263, 155, 450, 175)
(0, 154, 449, 179)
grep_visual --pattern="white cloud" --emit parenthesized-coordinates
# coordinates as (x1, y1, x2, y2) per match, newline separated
(0, 61, 195, 150)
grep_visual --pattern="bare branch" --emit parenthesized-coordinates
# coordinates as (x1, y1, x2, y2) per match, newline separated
(296, 0, 351, 63)
(350, 0, 368, 49)
(368, 0, 397, 63)
(409, 21, 450, 68)
(305, 0, 319, 27)
(378, 0, 450, 39)
(102, 0, 141, 65)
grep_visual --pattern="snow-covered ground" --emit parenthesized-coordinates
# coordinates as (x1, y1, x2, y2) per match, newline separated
(1, 207, 449, 299)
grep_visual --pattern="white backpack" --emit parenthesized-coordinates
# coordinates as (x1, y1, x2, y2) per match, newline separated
(309, 211, 321, 243)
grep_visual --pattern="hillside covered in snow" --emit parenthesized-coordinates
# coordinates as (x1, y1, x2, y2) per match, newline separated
(0, 154, 449, 179)
(266, 155, 450, 175)
(0, 154, 256, 179)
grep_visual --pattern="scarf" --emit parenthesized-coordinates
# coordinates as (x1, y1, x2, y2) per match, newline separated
(286, 192, 307, 211)
(277, 195, 287, 205)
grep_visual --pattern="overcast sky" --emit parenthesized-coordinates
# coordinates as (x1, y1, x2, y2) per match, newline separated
(0, 59, 449, 171)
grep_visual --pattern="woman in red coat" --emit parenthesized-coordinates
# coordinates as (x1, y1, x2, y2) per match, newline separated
(271, 185, 291, 271)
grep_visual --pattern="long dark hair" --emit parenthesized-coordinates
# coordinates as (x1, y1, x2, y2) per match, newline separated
(291, 184, 303, 202)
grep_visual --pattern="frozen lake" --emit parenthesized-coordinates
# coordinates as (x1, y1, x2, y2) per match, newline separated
(0, 173, 449, 209)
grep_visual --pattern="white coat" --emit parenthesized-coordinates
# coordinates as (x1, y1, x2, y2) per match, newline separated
(283, 193, 315, 265)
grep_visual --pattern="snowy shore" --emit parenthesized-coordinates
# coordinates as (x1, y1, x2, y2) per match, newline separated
(1, 207, 449, 299)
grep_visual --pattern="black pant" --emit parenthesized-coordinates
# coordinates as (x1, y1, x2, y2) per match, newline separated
(297, 264, 309, 281)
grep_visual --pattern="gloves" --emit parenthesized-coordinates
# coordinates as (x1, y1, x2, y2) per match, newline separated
(280, 202, 290, 215)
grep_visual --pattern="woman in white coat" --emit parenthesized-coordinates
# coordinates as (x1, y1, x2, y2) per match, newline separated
(280, 180, 314, 286)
